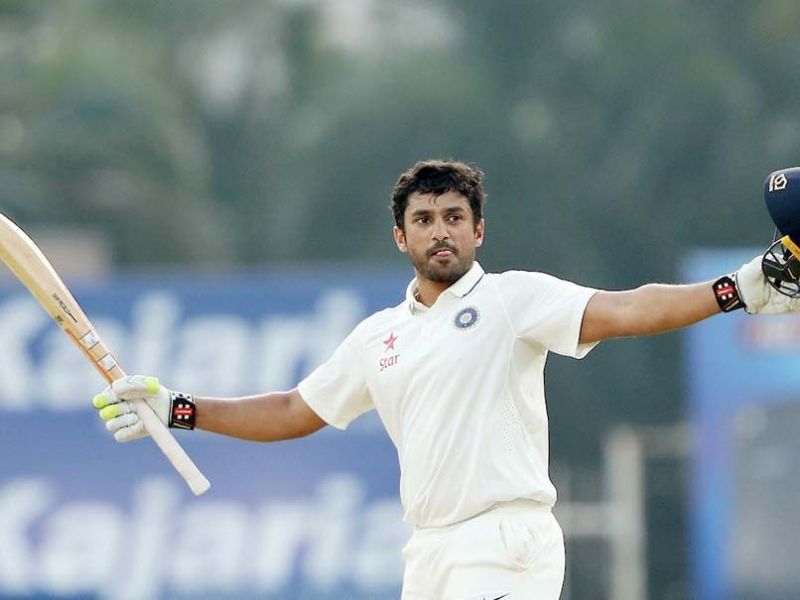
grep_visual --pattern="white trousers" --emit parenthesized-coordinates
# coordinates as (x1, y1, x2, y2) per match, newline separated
(401, 500, 565, 600)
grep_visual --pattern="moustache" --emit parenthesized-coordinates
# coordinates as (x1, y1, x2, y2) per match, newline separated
(428, 243, 457, 257)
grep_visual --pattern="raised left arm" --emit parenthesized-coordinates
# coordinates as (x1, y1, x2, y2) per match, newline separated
(579, 281, 720, 344)
(579, 250, 800, 343)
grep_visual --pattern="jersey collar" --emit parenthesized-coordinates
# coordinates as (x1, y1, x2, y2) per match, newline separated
(406, 261, 485, 314)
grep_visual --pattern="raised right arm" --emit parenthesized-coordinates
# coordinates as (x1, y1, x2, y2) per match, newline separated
(92, 376, 327, 443)
(195, 388, 327, 441)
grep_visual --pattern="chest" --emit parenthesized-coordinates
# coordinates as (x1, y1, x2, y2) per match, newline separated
(364, 298, 511, 393)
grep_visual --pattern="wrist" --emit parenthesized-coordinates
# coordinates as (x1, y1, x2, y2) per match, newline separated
(713, 274, 745, 312)
(169, 391, 196, 430)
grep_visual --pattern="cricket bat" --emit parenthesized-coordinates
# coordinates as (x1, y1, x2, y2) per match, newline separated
(0, 212, 210, 496)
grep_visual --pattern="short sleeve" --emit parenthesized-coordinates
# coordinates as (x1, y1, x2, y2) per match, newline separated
(297, 334, 373, 430)
(497, 271, 599, 358)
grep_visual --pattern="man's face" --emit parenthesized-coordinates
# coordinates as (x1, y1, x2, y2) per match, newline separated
(393, 191, 484, 285)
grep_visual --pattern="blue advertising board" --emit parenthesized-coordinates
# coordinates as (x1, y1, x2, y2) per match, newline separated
(0, 267, 411, 599)
(686, 250, 800, 600)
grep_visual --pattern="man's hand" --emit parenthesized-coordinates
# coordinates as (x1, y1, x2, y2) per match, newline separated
(736, 254, 800, 314)
(92, 375, 196, 442)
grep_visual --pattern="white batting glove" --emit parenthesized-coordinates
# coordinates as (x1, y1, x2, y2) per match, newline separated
(92, 375, 196, 443)
(736, 254, 800, 314)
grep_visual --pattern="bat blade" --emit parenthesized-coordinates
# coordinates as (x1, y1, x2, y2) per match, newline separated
(0, 213, 210, 495)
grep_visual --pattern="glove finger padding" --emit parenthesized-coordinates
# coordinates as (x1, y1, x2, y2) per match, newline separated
(92, 375, 174, 442)
(97, 399, 136, 422)
(91, 375, 192, 441)
(111, 375, 161, 400)
(111, 375, 171, 426)
(106, 412, 149, 442)
(737, 254, 800, 314)
(92, 385, 119, 410)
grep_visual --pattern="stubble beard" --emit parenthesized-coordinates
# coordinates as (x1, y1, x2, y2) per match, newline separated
(411, 249, 473, 284)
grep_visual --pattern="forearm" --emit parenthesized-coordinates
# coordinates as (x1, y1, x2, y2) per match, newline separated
(625, 281, 721, 334)
(194, 389, 326, 442)
(582, 281, 720, 342)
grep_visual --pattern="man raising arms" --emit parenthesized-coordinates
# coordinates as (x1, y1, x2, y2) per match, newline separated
(92, 160, 797, 599)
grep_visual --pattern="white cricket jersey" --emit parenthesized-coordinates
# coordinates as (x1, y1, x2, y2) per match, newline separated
(297, 262, 598, 529)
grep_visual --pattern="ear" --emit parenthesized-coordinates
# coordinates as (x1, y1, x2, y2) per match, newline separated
(393, 225, 408, 253)
(474, 218, 485, 247)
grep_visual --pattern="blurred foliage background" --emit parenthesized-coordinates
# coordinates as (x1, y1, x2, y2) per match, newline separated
(2, 1, 799, 596)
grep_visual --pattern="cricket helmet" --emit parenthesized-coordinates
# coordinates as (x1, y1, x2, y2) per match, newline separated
(762, 167, 800, 297)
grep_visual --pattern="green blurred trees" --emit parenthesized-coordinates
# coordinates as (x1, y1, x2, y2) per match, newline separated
(0, 1, 231, 263)
(4, 0, 799, 271)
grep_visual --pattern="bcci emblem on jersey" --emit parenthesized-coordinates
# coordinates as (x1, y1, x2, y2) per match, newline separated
(453, 306, 480, 330)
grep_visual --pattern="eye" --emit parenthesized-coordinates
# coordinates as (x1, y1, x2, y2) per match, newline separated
(416, 216, 431, 224)
(447, 214, 463, 222)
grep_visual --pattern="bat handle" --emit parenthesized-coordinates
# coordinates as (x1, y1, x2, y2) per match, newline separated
(132, 397, 211, 496)
(102, 364, 210, 495)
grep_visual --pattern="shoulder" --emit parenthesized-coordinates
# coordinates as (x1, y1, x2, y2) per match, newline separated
(486, 271, 595, 310)
(487, 270, 568, 292)
(360, 300, 407, 327)
(348, 302, 408, 342)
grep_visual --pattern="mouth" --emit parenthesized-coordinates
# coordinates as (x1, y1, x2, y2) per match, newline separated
(429, 246, 456, 258)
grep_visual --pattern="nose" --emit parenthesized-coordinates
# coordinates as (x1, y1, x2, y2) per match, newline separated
(431, 218, 449, 241)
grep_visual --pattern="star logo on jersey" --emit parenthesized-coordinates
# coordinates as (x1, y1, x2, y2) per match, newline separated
(380, 332, 400, 371)
(383, 331, 398, 352)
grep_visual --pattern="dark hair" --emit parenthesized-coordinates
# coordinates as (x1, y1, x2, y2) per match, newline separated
(390, 160, 486, 229)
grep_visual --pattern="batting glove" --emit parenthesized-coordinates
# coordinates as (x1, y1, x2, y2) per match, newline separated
(735, 254, 800, 314)
(92, 375, 197, 443)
